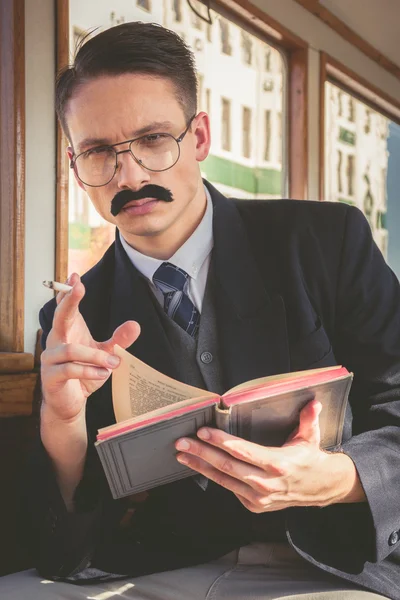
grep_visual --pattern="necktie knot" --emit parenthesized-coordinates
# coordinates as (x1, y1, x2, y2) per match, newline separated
(153, 262, 189, 294)
(153, 262, 200, 338)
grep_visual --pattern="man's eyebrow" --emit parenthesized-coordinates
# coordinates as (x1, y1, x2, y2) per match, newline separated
(76, 121, 175, 153)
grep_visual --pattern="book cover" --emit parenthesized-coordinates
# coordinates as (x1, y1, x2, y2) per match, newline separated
(95, 346, 352, 498)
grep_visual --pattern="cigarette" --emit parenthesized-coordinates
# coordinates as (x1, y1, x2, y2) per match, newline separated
(42, 280, 73, 293)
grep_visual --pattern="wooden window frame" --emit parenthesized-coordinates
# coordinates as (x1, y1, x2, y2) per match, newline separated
(0, 0, 34, 374)
(55, 0, 308, 282)
(319, 53, 400, 200)
(0, 0, 37, 418)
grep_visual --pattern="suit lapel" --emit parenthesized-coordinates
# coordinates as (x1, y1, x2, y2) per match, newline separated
(109, 233, 178, 379)
(208, 182, 290, 390)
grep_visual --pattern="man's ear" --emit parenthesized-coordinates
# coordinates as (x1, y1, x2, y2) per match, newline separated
(67, 146, 86, 191)
(193, 112, 211, 163)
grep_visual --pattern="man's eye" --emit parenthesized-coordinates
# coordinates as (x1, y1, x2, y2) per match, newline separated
(84, 147, 113, 158)
(141, 134, 169, 145)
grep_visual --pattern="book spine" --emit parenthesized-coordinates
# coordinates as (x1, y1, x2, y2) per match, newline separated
(215, 405, 232, 433)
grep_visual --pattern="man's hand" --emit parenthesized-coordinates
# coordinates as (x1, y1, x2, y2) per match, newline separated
(175, 399, 366, 512)
(40, 272, 140, 510)
(41, 272, 140, 424)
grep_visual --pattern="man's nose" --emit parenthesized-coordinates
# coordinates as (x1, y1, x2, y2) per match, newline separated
(115, 149, 151, 190)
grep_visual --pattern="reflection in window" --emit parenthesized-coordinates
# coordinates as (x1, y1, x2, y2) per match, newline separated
(172, 0, 182, 22)
(219, 19, 232, 55)
(241, 31, 252, 65)
(221, 98, 231, 151)
(242, 107, 252, 158)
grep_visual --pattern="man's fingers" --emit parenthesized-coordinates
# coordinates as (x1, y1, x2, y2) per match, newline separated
(101, 321, 141, 352)
(41, 344, 121, 370)
(44, 363, 110, 387)
(291, 399, 322, 446)
(52, 276, 85, 337)
(192, 427, 281, 471)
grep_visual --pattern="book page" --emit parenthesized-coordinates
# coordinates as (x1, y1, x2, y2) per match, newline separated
(224, 365, 342, 398)
(112, 345, 216, 422)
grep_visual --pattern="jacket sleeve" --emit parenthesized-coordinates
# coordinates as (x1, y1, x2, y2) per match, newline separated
(335, 205, 400, 562)
(25, 301, 108, 579)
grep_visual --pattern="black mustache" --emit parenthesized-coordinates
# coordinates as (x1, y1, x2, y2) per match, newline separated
(110, 185, 173, 216)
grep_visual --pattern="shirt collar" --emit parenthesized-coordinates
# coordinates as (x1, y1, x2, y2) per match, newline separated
(120, 185, 214, 283)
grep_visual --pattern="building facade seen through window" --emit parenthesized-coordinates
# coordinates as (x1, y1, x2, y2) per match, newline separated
(67, 0, 287, 275)
(324, 81, 400, 275)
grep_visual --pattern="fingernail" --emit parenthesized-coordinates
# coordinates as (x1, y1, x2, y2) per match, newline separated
(176, 454, 189, 464)
(197, 428, 210, 440)
(97, 368, 109, 378)
(176, 439, 190, 450)
(107, 355, 120, 367)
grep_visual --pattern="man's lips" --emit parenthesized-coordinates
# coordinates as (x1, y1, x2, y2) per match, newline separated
(122, 197, 158, 210)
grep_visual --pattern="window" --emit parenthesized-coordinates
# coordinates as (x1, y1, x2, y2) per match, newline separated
(348, 97, 355, 122)
(337, 151, 343, 193)
(137, 0, 151, 10)
(241, 31, 252, 65)
(197, 73, 204, 111)
(221, 98, 231, 151)
(242, 107, 252, 158)
(346, 154, 355, 196)
(219, 19, 232, 55)
(265, 49, 272, 71)
(277, 113, 282, 163)
(324, 77, 400, 266)
(364, 109, 371, 134)
(338, 91, 343, 117)
(191, 11, 202, 30)
(264, 110, 271, 161)
(172, 0, 182, 22)
(205, 88, 211, 116)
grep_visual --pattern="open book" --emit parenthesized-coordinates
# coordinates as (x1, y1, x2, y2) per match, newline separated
(95, 346, 352, 499)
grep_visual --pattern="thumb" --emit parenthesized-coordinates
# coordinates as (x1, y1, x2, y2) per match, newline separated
(293, 399, 322, 446)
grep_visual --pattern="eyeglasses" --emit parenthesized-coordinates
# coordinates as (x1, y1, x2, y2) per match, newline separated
(70, 115, 196, 187)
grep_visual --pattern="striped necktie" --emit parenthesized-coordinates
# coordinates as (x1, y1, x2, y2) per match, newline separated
(153, 262, 200, 338)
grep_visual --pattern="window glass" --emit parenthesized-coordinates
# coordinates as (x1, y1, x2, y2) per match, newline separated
(68, 0, 288, 274)
(325, 81, 400, 277)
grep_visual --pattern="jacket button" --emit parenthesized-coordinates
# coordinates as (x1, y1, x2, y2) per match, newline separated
(389, 531, 399, 546)
(200, 351, 213, 364)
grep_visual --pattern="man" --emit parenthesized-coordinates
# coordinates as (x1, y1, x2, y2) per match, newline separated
(2, 21, 400, 600)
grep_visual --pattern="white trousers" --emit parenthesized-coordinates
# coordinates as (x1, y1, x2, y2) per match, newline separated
(0, 542, 388, 600)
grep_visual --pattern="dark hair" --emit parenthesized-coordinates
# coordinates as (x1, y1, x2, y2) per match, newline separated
(56, 22, 198, 139)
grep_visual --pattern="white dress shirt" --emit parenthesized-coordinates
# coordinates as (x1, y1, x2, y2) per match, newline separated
(120, 185, 214, 312)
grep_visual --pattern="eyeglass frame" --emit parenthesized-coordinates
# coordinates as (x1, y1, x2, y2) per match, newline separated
(70, 114, 196, 188)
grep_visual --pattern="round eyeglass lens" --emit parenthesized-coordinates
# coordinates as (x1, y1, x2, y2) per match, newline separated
(75, 147, 117, 186)
(130, 134, 179, 172)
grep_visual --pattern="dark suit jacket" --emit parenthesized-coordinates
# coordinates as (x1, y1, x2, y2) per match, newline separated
(29, 182, 400, 598)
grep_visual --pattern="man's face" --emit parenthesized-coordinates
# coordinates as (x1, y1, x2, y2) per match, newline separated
(65, 74, 211, 255)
